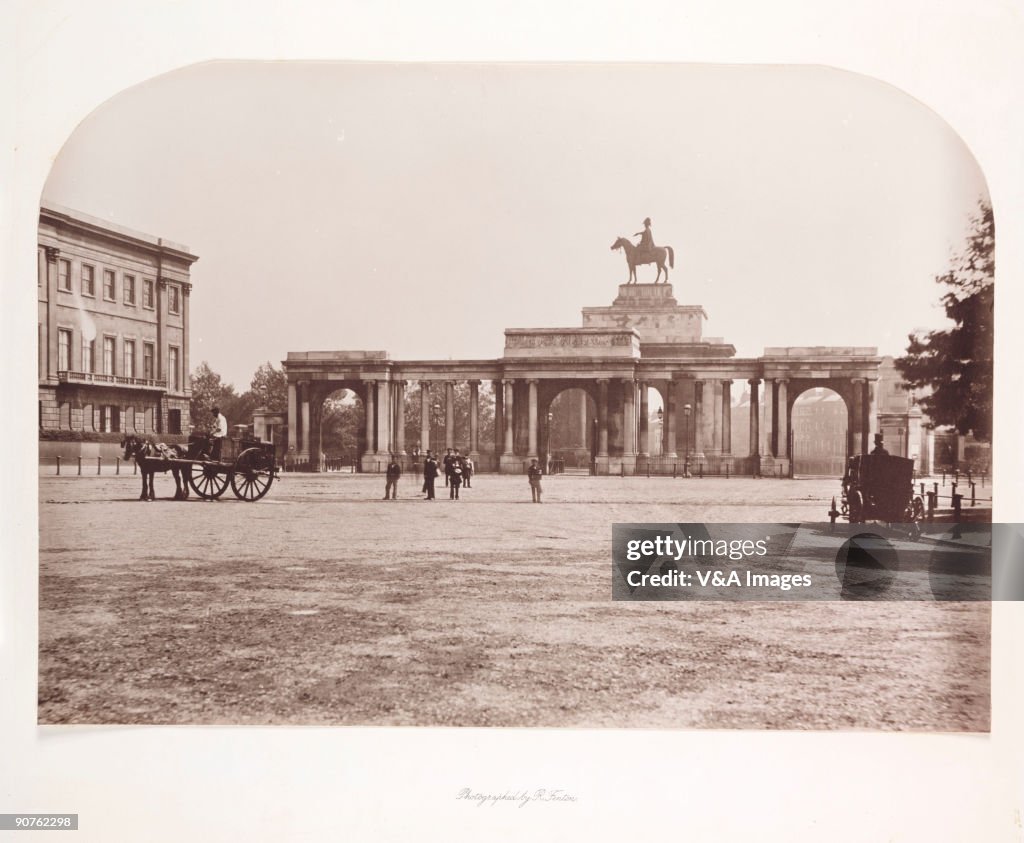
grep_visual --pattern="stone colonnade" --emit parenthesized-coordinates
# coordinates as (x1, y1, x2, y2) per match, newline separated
(285, 372, 878, 473)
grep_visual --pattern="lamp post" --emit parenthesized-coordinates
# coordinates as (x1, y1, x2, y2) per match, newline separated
(547, 412, 554, 472)
(683, 403, 692, 476)
(656, 406, 664, 458)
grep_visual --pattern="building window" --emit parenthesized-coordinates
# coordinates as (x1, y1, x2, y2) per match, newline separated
(58, 259, 71, 291)
(143, 279, 154, 309)
(168, 346, 179, 391)
(58, 329, 71, 371)
(103, 337, 115, 376)
(168, 284, 180, 315)
(100, 405, 121, 433)
(124, 275, 136, 305)
(144, 406, 154, 432)
(103, 269, 116, 301)
(83, 403, 94, 432)
(143, 342, 154, 380)
(82, 338, 94, 374)
(123, 340, 136, 378)
(82, 264, 95, 297)
(168, 409, 182, 435)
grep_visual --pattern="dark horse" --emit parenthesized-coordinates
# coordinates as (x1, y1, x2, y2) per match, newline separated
(121, 435, 189, 501)
(611, 237, 675, 284)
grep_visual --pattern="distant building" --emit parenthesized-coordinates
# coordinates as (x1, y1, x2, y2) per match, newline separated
(38, 205, 198, 461)
(790, 388, 848, 476)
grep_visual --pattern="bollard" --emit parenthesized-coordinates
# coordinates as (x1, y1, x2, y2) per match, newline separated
(967, 469, 972, 484)
(647, 462, 650, 478)
(920, 482, 924, 496)
(932, 482, 938, 497)
(970, 481, 976, 507)
(926, 490, 936, 521)
(828, 496, 839, 530)
(134, 461, 138, 475)
(673, 463, 677, 479)
(725, 464, 729, 479)
(951, 482, 957, 500)
(56, 455, 61, 475)
(77, 456, 82, 476)
(97, 456, 102, 475)
(952, 493, 963, 522)
(698, 462, 703, 479)
(116, 457, 120, 475)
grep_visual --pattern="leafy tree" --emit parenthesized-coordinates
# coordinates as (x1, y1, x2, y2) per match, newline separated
(249, 362, 289, 412)
(189, 362, 237, 432)
(896, 201, 994, 440)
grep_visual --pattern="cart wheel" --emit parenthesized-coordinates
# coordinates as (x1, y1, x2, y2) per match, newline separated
(847, 489, 864, 524)
(230, 448, 275, 502)
(189, 462, 230, 499)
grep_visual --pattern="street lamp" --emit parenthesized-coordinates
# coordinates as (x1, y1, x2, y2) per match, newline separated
(657, 406, 664, 458)
(683, 403, 692, 477)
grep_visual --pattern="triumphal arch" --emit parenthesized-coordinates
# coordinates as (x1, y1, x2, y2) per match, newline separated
(282, 282, 881, 475)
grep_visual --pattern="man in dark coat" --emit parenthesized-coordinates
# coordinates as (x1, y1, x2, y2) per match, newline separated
(384, 454, 402, 500)
(871, 434, 890, 456)
(528, 457, 544, 503)
(423, 450, 439, 500)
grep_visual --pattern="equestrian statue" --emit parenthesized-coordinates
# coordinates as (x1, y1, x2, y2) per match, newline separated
(611, 217, 675, 284)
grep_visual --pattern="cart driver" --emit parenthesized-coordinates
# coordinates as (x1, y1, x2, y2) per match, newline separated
(871, 433, 889, 456)
(211, 406, 228, 461)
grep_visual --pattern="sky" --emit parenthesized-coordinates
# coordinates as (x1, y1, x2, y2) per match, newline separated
(42, 62, 988, 389)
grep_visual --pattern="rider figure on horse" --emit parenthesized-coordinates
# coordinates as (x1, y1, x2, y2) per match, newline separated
(634, 217, 655, 258)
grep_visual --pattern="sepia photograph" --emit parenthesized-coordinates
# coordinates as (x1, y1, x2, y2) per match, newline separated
(35, 62, 994, 730)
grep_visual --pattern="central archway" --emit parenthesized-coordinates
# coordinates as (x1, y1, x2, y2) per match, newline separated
(791, 387, 848, 476)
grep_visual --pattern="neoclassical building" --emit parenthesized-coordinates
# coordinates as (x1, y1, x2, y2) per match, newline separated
(38, 204, 198, 459)
(283, 284, 882, 474)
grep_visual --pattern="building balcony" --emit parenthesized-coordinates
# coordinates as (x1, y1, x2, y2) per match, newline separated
(57, 370, 168, 391)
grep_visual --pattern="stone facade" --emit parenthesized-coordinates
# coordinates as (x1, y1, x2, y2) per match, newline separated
(284, 283, 883, 475)
(37, 204, 198, 461)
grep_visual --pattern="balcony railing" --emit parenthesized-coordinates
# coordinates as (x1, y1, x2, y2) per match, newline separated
(57, 370, 168, 390)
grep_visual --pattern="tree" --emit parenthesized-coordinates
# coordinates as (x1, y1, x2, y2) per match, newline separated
(190, 362, 237, 433)
(896, 201, 994, 440)
(249, 362, 288, 412)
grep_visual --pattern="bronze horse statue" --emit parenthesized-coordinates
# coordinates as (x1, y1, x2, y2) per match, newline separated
(611, 237, 675, 284)
(121, 435, 189, 501)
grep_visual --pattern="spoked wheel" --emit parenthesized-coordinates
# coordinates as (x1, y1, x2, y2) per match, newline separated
(847, 489, 864, 524)
(230, 448, 275, 502)
(189, 461, 230, 499)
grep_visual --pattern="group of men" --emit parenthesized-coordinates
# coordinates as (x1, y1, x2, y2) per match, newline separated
(383, 448, 476, 501)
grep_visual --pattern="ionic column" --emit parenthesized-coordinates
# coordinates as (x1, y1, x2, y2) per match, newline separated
(748, 378, 760, 457)
(445, 381, 456, 450)
(623, 379, 636, 456)
(469, 380, 481, 456)
(851, 378, 865, 454)
(693, 380, 704, 455)
(638, 381, 649, 457)
(527, 379, 539, 458)
(419, 381, 430, 453)
(776, 378, 789, 458)
(287, 381, 298, 452)
(710, 379, 723, 455)
(44, 247, 59, 381)
(377, 380, 391, 455)
(493, 379, 504, 456)
(866, 379, 878, 450)
(503, 379, 515, 455)
(395, 380, 407, 454)
(664, 379, 678, 458)
(300, 382, 311, 458)
(182, 283, 192, 395)
(597, 379, 609, 457)
(365, 379, 376, 455)
(722, 379, 732, 454)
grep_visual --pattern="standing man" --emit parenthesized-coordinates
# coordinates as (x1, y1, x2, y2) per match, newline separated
(443, 448, 454, 487)
(211, 406, 228, 461)
(449, 456, 463, 500)
(384, 454, 402, 500)
(423, 450, 439, 500)
(462, 454, 473, 488)
(528, 457, 544, 503)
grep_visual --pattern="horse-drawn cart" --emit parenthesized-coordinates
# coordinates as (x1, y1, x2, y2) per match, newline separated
(831, 453, 925, 530)
(123, 433, 279, 501)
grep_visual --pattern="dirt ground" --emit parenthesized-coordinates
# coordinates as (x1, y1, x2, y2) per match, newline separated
(37, 471, 990, 730)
